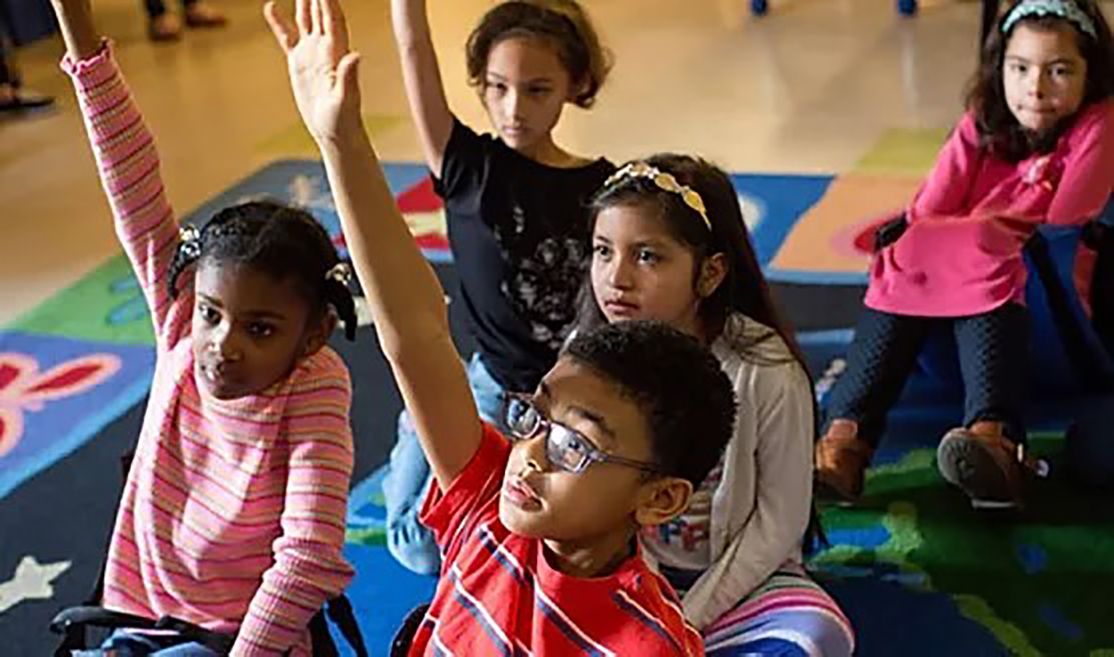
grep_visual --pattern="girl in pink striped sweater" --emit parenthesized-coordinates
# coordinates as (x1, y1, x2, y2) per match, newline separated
(51, 0, 359, 654)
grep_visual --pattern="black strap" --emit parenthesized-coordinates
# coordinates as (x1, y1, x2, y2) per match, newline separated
(323, 595, 368, 657)
(1085, 221, 1114, 355)
(390, 603, 430, 657)
(1025, 231, 1112, 390)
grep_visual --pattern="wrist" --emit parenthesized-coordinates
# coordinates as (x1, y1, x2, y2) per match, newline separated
(314, 115, 368, 152)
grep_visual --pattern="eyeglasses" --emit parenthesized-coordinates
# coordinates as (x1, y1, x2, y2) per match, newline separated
(603, 161, 712, 231)
(503, 393, 663, 475)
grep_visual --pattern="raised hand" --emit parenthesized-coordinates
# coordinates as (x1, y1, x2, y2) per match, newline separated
(264, 0, 361, 144)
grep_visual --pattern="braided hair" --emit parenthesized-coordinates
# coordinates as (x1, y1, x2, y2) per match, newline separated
(167, 200, 358, 341)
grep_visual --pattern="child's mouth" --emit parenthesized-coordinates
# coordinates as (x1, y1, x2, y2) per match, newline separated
(502, 477, 542, 511)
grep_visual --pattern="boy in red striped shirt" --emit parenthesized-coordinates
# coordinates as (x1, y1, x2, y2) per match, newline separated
(265, 0, 738, 654)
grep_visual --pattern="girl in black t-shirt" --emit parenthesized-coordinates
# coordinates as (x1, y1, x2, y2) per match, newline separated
(385, 0, 616, 575)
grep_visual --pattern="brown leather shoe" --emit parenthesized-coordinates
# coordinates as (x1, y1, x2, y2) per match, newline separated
(815, 419, 874, 504)
(936, 421, 1030, 509)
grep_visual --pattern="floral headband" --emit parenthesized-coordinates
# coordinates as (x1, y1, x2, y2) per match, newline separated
(603, 162, 712, 231)
(1002, 0, 1097, 39)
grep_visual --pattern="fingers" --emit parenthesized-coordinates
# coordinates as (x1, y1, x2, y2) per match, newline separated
(320, 0, 349, 48)
(311, 0, 324, 35)
(263, 1, 296, 52)
(296, 0, 312, 35)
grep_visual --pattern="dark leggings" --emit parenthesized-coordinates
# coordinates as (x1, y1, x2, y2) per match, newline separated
(143, 0, 199, 20)
(824, 303, 1029, 447)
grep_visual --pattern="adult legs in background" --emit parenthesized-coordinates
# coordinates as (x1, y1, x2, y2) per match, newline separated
(143, 0, 226, 42)
(0, 12, 53, 113)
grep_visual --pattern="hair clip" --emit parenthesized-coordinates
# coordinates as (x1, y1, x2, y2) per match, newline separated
(178, 224, 202, 260)
(604, 161, 712, 231)
(326, 262, 354, 286)
(1002, 0, 1097, 39)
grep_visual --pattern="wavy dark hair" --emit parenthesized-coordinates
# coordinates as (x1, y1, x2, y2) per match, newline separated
(969, 0, 1114, 161)
(466, 0, 611, 108)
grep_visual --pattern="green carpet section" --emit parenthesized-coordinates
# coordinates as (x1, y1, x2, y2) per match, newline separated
(7, 254, 155, 345)
(815, 435, 1114, 656)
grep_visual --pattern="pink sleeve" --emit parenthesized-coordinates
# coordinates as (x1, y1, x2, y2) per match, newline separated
(62, 43, 191, 349)
(231, 354, 356, 656)
(910, 113, 983, 220)
(1047, 101, 1114, 225)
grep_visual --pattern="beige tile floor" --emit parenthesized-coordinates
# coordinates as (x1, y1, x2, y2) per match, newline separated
(0, 0, 1002, 324)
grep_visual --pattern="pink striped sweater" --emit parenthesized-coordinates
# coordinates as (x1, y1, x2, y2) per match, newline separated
(64, 44, 355, 656)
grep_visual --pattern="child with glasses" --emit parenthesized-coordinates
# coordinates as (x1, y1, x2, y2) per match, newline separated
(579, 155, 856, 656)
(265, 0, 733, 652)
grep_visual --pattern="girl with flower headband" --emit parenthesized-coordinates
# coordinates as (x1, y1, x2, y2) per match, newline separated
(384, 0, 617, 575)
(49, 0, 360, 652)
(579, 155, 856, 656)
(816, 0, 1114, 510)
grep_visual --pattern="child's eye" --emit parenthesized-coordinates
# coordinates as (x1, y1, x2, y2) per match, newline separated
(487, 81, 508, 93)
(248, 323, 275, 339)
(592, 243, 612, 259)
(636, 248, 660, 264)
(198, 304, 220, 325)
(527, 86, 552, 97)
(1051, 66, 1073, 78)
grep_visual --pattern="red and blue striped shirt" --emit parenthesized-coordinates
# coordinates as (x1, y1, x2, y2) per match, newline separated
(412, 425, 704, 656)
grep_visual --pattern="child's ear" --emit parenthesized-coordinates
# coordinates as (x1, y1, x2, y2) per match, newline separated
(697, 253, 728, 299)
(633, 476, 693, 527)
(301, 311, 337, 357)
(567, 76, 590, 104)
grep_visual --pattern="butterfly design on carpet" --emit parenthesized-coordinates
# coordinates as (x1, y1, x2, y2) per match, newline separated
(0, 352, 121, 458)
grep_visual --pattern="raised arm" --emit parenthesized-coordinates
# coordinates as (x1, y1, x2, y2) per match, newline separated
(265, 0, 482, 489)
(390, 0, 454, 176)
(52, 0, 191, 348)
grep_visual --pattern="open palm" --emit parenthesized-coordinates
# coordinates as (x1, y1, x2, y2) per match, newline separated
(265, 0, 361, 143)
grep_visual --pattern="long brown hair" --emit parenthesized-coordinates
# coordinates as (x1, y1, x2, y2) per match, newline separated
(968, 0, 1114, 161)
(577, 154, 808, 374)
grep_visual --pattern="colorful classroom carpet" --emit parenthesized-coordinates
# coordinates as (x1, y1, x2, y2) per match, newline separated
(2, 143, 1112, 656)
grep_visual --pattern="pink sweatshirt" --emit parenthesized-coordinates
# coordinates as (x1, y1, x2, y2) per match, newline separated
(64, 45, 355, 656)
(865, 100, 1114, 317)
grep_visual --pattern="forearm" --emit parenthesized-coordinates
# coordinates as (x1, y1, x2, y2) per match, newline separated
(315, 124, 480, 487)
(51, 0, 102, 61)
(390, 0, 452, 173)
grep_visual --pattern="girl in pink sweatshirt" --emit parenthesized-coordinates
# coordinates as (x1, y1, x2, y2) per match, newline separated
(816, 0, 1114, 510)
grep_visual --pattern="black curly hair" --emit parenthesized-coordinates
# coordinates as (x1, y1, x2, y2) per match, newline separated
(563, 320, 736, 487)
(167, 200, 358, 341)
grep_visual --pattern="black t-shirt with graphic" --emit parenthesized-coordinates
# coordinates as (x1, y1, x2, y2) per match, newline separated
(434, 119, 616, 392)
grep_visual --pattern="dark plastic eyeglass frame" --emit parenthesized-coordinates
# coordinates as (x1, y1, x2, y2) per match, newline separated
(503, 393, 663, 475)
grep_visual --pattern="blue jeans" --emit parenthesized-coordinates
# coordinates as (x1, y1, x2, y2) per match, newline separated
(73, 629, 222, 656)
(383, 353, 508, 575)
